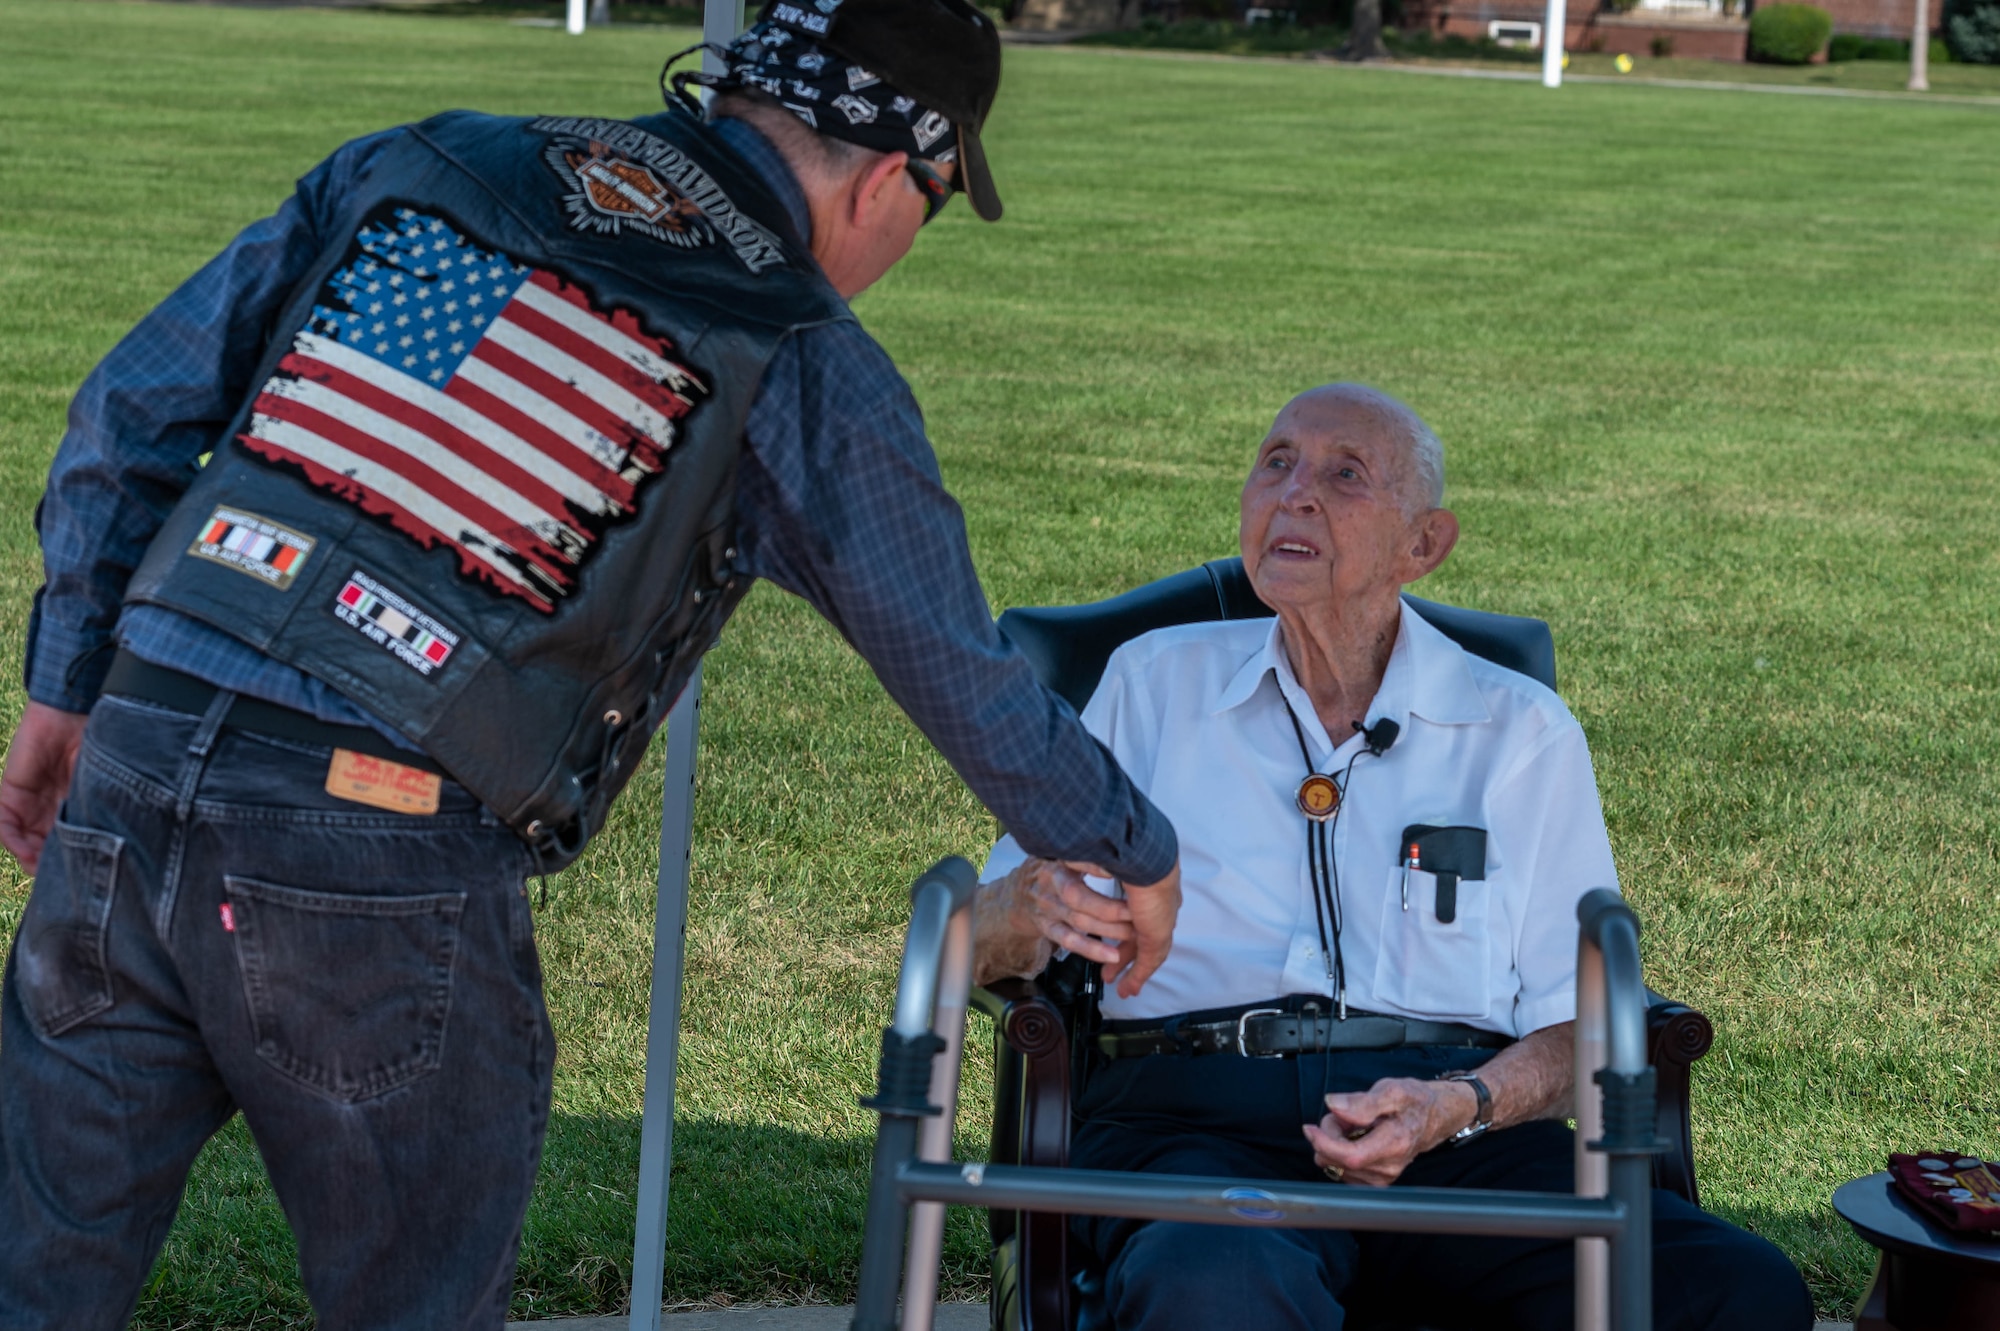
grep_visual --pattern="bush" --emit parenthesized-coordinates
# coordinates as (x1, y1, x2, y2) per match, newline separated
(1383, 28, 1541, 61)
(1749, 3, 1833, 62)
(1944, 0, 2000, 62)
(1080, 18, 1351, 54)
(1828, 33, 1908, 60)
(1650, 32, 1676, 54)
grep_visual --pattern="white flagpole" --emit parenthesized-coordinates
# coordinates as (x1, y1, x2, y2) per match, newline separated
(1909, 0, 1931, 90)
(626, 8, 743, 1327)
(1543, 0, 1568, 86)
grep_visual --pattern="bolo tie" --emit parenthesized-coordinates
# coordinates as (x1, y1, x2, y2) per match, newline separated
(1280, 700, 1379, 1021)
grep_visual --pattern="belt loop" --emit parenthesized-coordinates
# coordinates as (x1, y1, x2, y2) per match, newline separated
(189, 689, 235, 758)
(1161, 1013, 1195, 1057)
(175, 689, 236, 822)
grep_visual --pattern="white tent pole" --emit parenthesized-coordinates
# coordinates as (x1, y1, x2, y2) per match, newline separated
(1543, 0, 1568, 87)
(627, 666, 703, 1331)
(626, 9, 743, 1329)
(704, 0, 747, 75)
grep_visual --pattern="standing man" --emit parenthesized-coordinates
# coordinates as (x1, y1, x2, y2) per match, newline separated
(0, 2, 1182, 1327)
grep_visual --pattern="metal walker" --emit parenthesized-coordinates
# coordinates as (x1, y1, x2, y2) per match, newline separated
(851, 859, 1663, 1331)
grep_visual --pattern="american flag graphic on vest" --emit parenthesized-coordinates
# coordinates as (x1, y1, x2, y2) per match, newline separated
(239, 207, 707, 613)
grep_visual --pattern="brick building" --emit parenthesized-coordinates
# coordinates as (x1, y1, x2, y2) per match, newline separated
(1022, 0, 1937, 57)
(1405, 0, 1935, 57)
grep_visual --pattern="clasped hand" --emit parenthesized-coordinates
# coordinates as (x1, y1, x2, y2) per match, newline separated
(972, 856, 1182, 999)
(1301, 1076, 1478, 1187)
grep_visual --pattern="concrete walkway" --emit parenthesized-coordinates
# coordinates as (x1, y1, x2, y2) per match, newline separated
(510, 1310, 1850, 1329)
(508, 1308, 985, 1330)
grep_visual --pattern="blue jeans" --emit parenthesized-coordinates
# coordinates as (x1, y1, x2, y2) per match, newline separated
(1072, 1046, 1815, 1331)
(0, 693, 555, 1331)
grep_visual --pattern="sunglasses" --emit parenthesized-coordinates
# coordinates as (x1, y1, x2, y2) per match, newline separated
(905, 157, 952, 226)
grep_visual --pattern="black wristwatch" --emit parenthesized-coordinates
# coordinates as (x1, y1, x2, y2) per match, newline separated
(1438, 1071, 1493, 1147)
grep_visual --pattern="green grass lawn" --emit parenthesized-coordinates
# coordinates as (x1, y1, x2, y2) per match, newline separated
(3, 1, 1998, 1323)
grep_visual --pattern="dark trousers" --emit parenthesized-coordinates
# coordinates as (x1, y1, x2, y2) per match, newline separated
(0, 694, 555, 1331)
(1072, 1045, 1814, 1331)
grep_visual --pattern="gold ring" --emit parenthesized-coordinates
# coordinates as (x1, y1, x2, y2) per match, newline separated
(1322, 1163, 1344, 1182)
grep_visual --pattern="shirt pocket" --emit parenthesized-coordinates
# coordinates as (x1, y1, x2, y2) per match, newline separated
(1370, 866, 1492, 1020)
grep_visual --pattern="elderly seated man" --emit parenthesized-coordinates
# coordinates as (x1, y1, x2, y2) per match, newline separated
(972, 384, 1812, 1331)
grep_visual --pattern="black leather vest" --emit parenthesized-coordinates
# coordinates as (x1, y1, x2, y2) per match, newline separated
(126, 108, 851, 868)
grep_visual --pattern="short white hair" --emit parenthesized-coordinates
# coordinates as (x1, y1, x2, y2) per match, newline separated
(1404, 414, 1445, 512)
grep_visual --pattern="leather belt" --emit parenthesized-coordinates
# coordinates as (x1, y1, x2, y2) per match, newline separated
(1096, 1006, 1512, 1060)
(101, 652, 445, 777)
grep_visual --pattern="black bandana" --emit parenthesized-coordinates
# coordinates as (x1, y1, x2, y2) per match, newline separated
(671, 21, 958, 168)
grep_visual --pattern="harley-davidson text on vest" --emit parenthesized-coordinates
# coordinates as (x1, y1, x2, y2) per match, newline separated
(125, 109, 853, 869)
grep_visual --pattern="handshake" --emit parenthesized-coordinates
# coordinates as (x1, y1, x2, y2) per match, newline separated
(970, 857, 1183, 999)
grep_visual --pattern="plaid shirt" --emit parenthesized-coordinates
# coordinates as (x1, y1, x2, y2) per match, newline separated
(28, 115, 1177, 884)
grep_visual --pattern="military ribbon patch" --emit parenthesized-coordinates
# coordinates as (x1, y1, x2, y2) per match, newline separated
(334, 570, 458, 676)
(187, 506, 315, 590)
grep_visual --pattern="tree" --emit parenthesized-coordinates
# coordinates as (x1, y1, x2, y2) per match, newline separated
(1340, 0, 1391, 59)
(1945, 0, 2000, 61)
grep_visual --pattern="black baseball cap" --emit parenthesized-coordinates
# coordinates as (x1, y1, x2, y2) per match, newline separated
(757, 0, 1005, 220)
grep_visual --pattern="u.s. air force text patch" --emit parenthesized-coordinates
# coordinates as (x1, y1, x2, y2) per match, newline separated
(529, 117, 788, 274)
(187, 506, 315, 589)
(334, 570, 459, 676)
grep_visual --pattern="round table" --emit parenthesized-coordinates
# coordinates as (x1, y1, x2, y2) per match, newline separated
(1833, 1172, 2000, 1331)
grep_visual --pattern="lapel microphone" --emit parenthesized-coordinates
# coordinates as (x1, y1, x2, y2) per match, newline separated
(1355, 717, 1401, 757)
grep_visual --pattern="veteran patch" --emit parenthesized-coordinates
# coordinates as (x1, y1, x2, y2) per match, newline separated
(187, 506, 314, 589)
(333, 570, 459, 676)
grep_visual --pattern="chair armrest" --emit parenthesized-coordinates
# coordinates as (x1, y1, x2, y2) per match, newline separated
(972, 980, 1075, 1331)
(1645, 993, 1715, 1208)
(974, 980, 1073, 1170)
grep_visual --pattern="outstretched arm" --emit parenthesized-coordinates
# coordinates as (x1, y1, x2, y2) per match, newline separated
(739, 327, 1183, 993)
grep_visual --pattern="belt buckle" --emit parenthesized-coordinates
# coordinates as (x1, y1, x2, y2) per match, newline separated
(1235, 1008, 1286, 1057)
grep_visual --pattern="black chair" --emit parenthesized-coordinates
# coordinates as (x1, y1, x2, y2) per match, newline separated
(973, 558, 1715, 1331)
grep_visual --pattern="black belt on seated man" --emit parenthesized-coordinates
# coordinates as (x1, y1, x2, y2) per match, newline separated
(102, 651, 446, 777)
(1096, 1002, 1513, 1060)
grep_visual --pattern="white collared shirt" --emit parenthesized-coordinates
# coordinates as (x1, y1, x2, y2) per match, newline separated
(983, 602, 1619, 1035)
